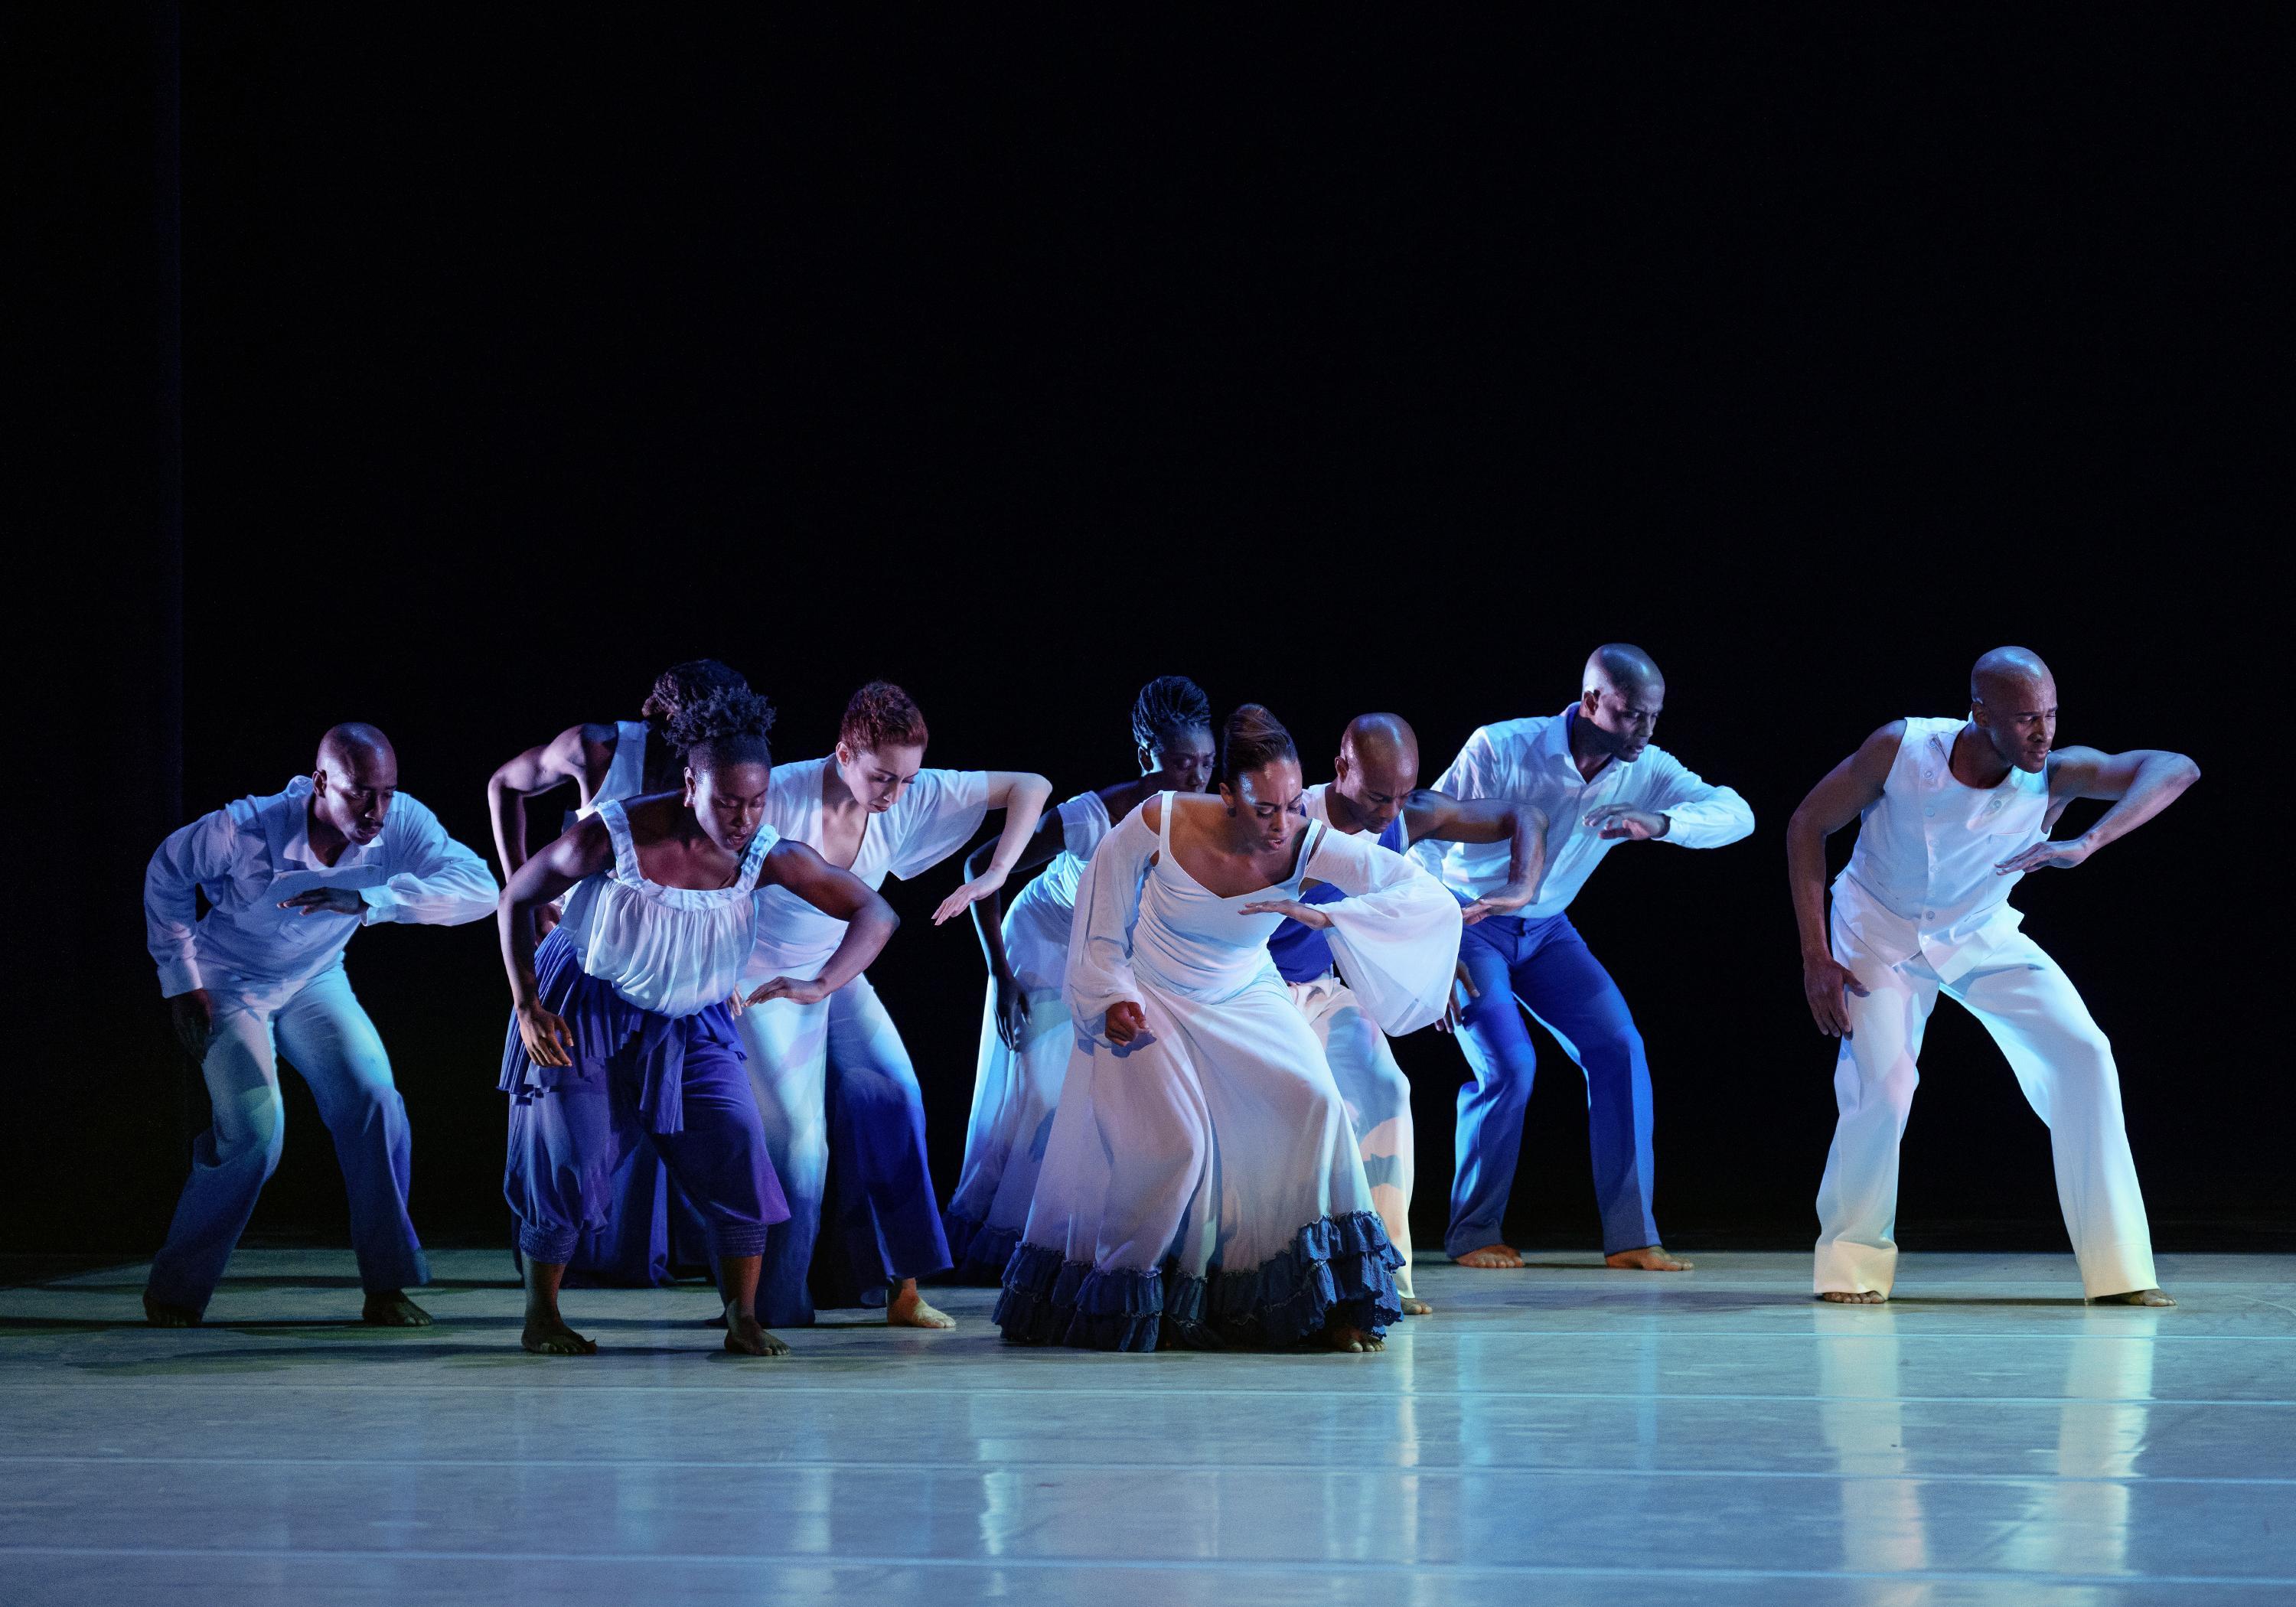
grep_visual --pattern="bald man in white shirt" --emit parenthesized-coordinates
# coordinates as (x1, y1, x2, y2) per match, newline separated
(142, 724, 498, 1325)
(1787, 647, 2197, 1305)
(1420, 646, 1753, 1273)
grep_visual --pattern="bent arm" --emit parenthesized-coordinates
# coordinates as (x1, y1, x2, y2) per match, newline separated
(2044, 745, 2202, 852)
(966, 807, 1068, 983)
(1300, 829, 1465, 1034)
(486, 725, 600, 878)
(1064, 805, 1155, 1033)
(761, 842, 902, 996)
(1786, 723, 1901, 959)
(145, 810, 240, 998)
(368, 804, 501, 928)
(498, 817, 612, 1007)
(1643, 751, 1756, 847)
(1406, 790, 1547, 906)
(977, 771, 1055, 876)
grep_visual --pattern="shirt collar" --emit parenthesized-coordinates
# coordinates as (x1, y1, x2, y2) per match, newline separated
(276, 774, 380, 871)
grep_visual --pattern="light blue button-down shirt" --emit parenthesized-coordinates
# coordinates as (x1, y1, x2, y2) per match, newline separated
(1417, 706, 1754, 918)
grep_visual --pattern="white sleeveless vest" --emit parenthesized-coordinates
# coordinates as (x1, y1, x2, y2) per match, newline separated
(577, 719, 651, 819)
(1833, 715, 2050, 981)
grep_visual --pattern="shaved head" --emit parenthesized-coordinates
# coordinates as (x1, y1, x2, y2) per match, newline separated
(1970, 646, 2053, 709)
(1341, 712, 1418, 775)
(318, 722, 394, 774)
(1583, 643, 1663, 701)
(1331, 712, 1421, 834)
(311, 723, 399, 847)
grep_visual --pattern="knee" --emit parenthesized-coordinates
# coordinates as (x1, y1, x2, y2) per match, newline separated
(219, 1087, 287, 1175)
(2056, 1028, 2116, 1092)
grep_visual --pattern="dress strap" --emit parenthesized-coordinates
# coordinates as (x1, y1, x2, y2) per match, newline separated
(1291, 820, 1329, 888)
(595, 797, 646, 885)
(732, 823, 778, 892)
(1156, 790, 1176, 856)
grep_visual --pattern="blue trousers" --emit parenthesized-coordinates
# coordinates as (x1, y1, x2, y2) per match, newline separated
(1447, 913, 1661, 1257)
(148, 964, 426, 1315)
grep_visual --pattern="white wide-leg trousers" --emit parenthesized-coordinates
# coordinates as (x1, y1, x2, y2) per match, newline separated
(1291, 976, 1417, 1299)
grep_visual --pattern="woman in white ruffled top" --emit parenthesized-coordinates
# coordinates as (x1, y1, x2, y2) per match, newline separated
(944, 677, 1218, 1283)
(996, 705, 1463, 1353)
(497, 686, 898, 1360)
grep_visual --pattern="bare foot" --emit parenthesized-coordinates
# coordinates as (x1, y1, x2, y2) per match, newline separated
(1820, 1289, 1887, 1304)
(142, 1292, 199, 1328)
(1324, 1322, 1385, 1353)
(1606, 1245, 1694, 1272)
(520, 1315, 597, 1354)
(886, 1279, 956, 1330)
(361, 1290, 433, 1326)
(2091, 1289, 2176, 1307)
(1455, 1244, 1524, 1269)
(1401, 1297, 1433, 1316)
(724, 1313, 791, 1356)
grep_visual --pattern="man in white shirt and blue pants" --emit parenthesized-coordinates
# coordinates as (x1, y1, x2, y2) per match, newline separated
(1420, 646, 1753, 1272)
(142, 723, 499, 1325)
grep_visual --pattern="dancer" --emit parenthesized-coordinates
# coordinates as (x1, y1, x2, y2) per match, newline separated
(1788, 647, 2197, 1305)
(1270, 712, 1546, 1314)
(742, 681, 1052, 1329)
(1421, 645, 1752, 1272)
(942, 676, 1218, 1283)
(998, 706, 1461, 1353)
(485, 658, 746, 1286)
(142, 723, 497, 1326)
(498, 686, 899, 1355)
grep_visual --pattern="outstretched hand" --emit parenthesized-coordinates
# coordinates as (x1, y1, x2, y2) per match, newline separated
(279, 887, 368, 916)
(1104, 1000, 1148, 1045)
(1802, 954, 1869, 1038)
(1437, 961, 1478, 1034)
(517, 1000, 576, 1068)
(1996, 838, 2090, 875)
(736, 976, 828, 1013)
(1239, 897, 1330, 929)
(993, 969, 1029, 1051)
(1583, 806, 1669, 842)
(1461, 888, 1531, 925)
(933, 870, 1007, 926)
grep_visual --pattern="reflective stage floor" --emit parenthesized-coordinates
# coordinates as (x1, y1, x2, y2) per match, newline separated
(2, 1250, 2291, 1605)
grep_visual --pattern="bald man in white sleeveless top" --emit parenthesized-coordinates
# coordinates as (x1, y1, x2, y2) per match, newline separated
(1786, 648, 2199, 1305)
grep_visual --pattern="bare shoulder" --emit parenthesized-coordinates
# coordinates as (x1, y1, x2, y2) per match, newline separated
(1864, 719, 1910, 759)
(2044, 745, 2110, 793)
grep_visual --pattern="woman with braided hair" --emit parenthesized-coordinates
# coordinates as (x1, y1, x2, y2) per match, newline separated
(495, 686, 899, 1358)
(996, 705, 1461, 1353)
(943, 676, 1217, 1283)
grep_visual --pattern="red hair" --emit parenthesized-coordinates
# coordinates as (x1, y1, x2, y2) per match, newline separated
(839, 680, 929, 754)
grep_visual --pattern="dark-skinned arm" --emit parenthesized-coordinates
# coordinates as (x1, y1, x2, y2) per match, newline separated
(498, 815, 614, 1068)
(2008, 746, 2201, 873)
(966, 809, 1070, 1050)
(742, 842, 902, 1009)
(1403, 790, 1548, 925)
(485, 724, 613, 881)
(1784, 723, 1901, 1038)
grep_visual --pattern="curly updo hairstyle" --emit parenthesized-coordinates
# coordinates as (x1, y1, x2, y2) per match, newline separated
(1219, 702, 1298, 785)
(641, 660, 748, 729)
(839, 680, 929, 755)
(1130, 675, 1212, 759)
(664, 684, 778, 778)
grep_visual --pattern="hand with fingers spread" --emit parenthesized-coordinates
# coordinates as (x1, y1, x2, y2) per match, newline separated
(737, 975, 830, 1014)
(279, 886, 368, 917)
(1437, 960, 1478, 1034)
(168, 989, 214, 1061)
(517, 999, 576, 1068)
(1802, 953, 1869, 1037)
(991, 966, 1028, 1051)
(1238, 897, 1329, 930)
(1995, 837, 2092, 875)
(1583, 805, 1670, 842)
(1104, 1000, 1148, 1045)
(933, 869, 1007, 926)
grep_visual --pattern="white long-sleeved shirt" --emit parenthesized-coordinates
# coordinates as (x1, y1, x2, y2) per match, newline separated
(1416, 706, 1754, 918)
(145, 776, 498, 1001)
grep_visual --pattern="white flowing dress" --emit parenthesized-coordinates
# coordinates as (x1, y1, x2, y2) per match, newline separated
(944, 790, 1114, 1280)
(996, 794, 1461, 1351)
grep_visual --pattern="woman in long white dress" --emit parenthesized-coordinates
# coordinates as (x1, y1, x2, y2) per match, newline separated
(996, 706, 1462, 1353)
(944, 677, 1217, 1283)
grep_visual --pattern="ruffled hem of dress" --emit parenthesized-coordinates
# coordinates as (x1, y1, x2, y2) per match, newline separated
(993, 1211, 1402, 1353)
(941, 1211, 1022, 1286)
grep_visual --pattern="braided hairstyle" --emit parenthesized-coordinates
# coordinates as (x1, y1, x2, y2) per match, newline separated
(1219, 702, 1298, 784)
(1130, 675, 1212, 761)
(641, 660, 747, 730)
(839, 680, 929, 755)
(664, 683, 778, 779)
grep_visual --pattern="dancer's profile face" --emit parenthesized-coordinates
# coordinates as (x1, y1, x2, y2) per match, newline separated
(687, 758, 771, 853)
(1221, 758, 1309, 853)
(1579, 676, 1665, 762)
(836, 742, 925, 813)
(311, 746, 397, 847)
(1145, 726, 1217, 794)
(1972, 676, 2057, 774)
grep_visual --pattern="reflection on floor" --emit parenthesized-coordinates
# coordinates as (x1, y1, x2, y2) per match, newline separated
(2, 1250, 2291, 1605)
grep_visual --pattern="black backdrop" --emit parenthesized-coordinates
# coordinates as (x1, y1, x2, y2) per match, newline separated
(18, 8, 2288, 1266)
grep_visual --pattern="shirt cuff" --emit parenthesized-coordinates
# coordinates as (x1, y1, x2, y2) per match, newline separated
(157, 957, 205, 997)
(360, 885, 400, 926)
